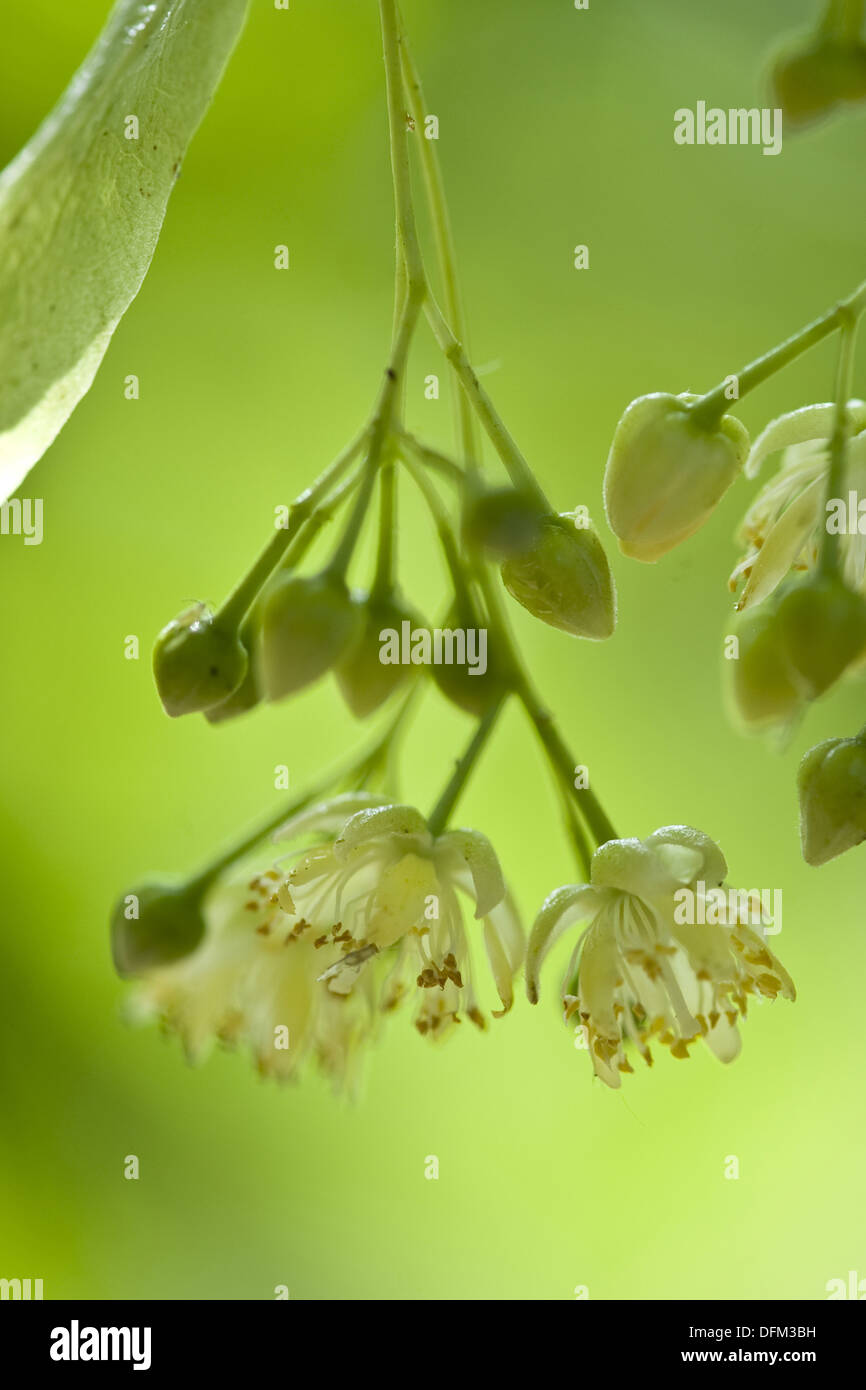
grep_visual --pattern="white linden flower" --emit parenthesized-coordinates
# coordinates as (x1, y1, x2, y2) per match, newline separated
(132, 794, 523, 1083)
(525, 827, 794, 1089)
(275, 795, 524, 1037)
(133, 876, 377, 1089)
(730, 401, 866, 610)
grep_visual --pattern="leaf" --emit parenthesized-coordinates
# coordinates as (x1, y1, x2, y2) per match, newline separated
(0, 0, 249, 503)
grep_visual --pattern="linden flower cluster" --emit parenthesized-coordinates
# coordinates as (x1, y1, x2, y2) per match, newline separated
(726, 404, 866, 737)
(123, 797, 524, 1087)
(601, 271, 866, 868)
(526, 828, 794, 1089)
(114, 1, 813, 1096)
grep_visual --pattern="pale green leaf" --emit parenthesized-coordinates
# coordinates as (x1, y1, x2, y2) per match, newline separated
(0, 0, 249, 502)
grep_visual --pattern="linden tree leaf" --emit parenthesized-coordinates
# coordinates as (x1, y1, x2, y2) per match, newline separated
(0, 0, 249, 503)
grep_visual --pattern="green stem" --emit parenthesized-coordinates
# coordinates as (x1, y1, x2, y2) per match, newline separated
(820, 312, 860, 576)
(820, 0, 865, 39)
(557, 788, 593, 880)
(372, 451, 397, 597)
(325, 0, 428, 584)
(427, 697, 504, 835)
(424, 294, 549, 510)
(397, 428, 468, 483)
(326, 289, 423, 580)
(519, 688, 617, 849)
(397, 6, 480, 467)
(380, 0, 426, 292)
(187, 694, 416, 897)
(216, 429, 366, 629)
(400, 449, 478, 616)
(277, 464, 363, 573)
(473, 561, 618, 853)
(690, 279, 866, 430)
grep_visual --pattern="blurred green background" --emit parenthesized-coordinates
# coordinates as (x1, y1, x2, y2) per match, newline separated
(1, 0, 864, 1300)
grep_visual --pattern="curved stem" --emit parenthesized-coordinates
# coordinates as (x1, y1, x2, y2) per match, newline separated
(276, 463, 364, 573)
(325, 0, 428, 585)
(689, 278, 866, 430)
(380, 0, 426, 293)
(518, 688, 617, 849)
(820, 311, 860, 576)
(427, 697, 504, 835)
(216, 428, 367, 629)
(556, 782, 593, 880)
(397, 6, 480, 468)
(820, 0, 865, 39)
(473, 561, 618, 852)
(397, 428, 468, 483)
(424, 294, 549, 510)
(187, 693, 418, 896)
(400, 449, 478, 616)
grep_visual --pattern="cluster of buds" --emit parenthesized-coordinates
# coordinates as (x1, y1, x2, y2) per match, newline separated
(114, 0, 825, 1101)
(152, 468, 618, 732)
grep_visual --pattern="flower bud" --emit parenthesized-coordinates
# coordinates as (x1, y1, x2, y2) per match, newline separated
(258, 571, 362, 701)
(111, 880, 206, 977)
(604, 392, 750, 561)
(727, 604, 804, 732)
(204, 656, 262, 724)
(775, 573, 866, 700)
(772, 40, 866, 128)
(336, 591, 420, 719)
(153, 604, 248, 718)
(798, 735, 866, 866)
(500, 513, 615, 639)
(204, 616, 262, 725)
(432, 642, 505, 718)
(462, 486, 545, 556)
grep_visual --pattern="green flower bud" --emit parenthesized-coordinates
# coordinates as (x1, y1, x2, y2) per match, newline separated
(798, 735, 866, 866)
(775, 573, 866, 700)
(336, 591, 420, 719)
(204, 615, 263, 725)
(153, 604, 248, 718)
(728, 604, 804, 732)
(772, 43, 843, 125)
(604, 392, 749, 562)
(204, 655, 262, 724)
(431, 639, 505, 718)
(772, 40, 866, 128)
(500, 513, 615, 639)
(111, 880, 206, 977)
(462, 486, 545, 556)
(258, 571, 362, 701)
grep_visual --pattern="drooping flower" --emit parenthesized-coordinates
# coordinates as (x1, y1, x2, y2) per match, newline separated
(526, 827, 794, 1088)
(727, 571, 866, 735)
(273, 796, 523, 1037)
(129, 794, 523, 1085)
(798, 733, 866, 866)
(730, 401, 866, 610)
(130, 877, 378, 1090)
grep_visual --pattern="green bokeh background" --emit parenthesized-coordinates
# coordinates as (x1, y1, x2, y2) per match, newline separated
(1, 0, 864, 1300)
